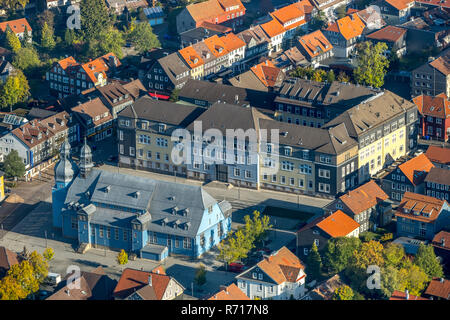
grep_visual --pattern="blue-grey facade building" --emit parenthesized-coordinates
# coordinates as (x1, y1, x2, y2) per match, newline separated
(52, 139, 232, 261)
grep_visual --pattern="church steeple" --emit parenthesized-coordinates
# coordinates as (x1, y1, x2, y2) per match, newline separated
(79, 137, 93, 178)
(54, 139, 76, 188)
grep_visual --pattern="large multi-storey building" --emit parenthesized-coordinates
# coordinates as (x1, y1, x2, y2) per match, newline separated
(324, 13, 365, 58)
(176, 0, 246, 34)
(52, 139, 232, 261)
(323, 91, 419, 184)
(46, 53, 121, 98)
(413, 93, 450, 142)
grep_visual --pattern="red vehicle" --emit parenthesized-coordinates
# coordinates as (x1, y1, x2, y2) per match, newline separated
(228, 262, 245, 273)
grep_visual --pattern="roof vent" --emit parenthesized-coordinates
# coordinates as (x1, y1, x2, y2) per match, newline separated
(172, 206, 178, 214)
(105, 185, 111, 193)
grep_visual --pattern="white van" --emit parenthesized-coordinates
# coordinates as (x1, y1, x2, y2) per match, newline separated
(46, 272, 61, 285)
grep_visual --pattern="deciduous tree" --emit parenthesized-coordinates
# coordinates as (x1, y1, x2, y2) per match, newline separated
(43, 248, 55, 262)
(80, 0, 111, 41)
(322, 237, 361, 273)
(353, 41, 389, 88)
(12, 47, 41, 74)
(194, 264, 207, 286)
(383, 243, 405, 268)
(5, 28, 21, 53)
(0, 70, 30, 111)
(414, 243, 444, 279)
(117, 249, 128, 265)
(40, 22, 56, 51)
(306, 242, 322, 280)
(128, 21, 161, 54)
(2, 149, 26, 179)
(333, 285, 354, 300)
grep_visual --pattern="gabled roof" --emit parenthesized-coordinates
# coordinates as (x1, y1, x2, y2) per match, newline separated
(179, 45, 204, 69)
(250, 60, 283, 88)
(220, 32, 246, 52)
(113, 267, 178, 300)
(298, 30, 333, 59)
(0, 18, 32, 34)
(71, 97, 112, 127)
(81, 52, 120, 84)
(270, 3, 305, 25)
(242, 247, 304, 285)
(390, 290, 429, 300)
(425, 146, 450, 165)
(11, 111, 70, 149)
(208, 283, 250, 300)
(316, 210, 360, 237)
(413, 93, 450, 119)
(57, 56, 79, 70)
(261, 18, 286, 38)
(424, 167, 450, 186)
(432, 231, 450, 249)
(366, 25, 406, 43)
(203, 34, 229, 58)
(0, 246, 19, 271)
(237, 25, 269, 46)
(429, 50, 450, 76)
(395, 192, 447, 223)
(397, 153, 434, 186)
(425, 278, 450, 299)
(185, 0, 244, 23)
(325, 14, 365, 40)
(385, 0, 414, 11)
(338, 180, 389, 215)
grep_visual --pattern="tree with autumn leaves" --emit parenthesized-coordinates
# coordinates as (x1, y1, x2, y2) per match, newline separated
(218, 210, 271, 266)
(0, 250, 50, 300)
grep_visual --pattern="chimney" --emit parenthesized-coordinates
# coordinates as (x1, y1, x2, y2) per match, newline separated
(440, 278, 444, 283)
(405, 289, 409, 300)
(441, 237, 445, 247)
(148, 274, 152, 286)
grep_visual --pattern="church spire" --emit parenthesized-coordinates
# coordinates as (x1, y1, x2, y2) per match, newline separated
(79, 137, 93, 178)
(54, 139, 76, 187)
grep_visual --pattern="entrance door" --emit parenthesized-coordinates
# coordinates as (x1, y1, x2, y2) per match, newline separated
(216, 165, 228, 182)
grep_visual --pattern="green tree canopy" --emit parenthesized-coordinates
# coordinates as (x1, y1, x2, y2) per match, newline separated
(337, 71, 350, 83)
(12, 47, 41, 75)
(333, 285, 354, 300)
(352, 240, 384, 271)
(414, 243, 444, 279)
(383, 243, 406, 268)
(310, 10, 327, 30)
(43, 248, 55, 262)
(2, 149, 26, 179)
(40, 22, 56, 51)
(322, 237, 361, 273)
(5, 28, 21, 53)
(80, 0, 111, 41)
(128, 21, 161, 54)
(326, 70, 335, 83)
(398, 264, 429, 296)
(0, 70, 30, 111)
(353, 41, 389, 88)
(88, 27, 125, 59)
(194, 264, 207, 286)
(28, 251, 49, 284)
(0, 275, 27, 300)
(306, 242, 322, 280)
(336, 5, 347, 19)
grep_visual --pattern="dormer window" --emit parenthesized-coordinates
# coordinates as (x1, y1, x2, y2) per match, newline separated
(172, 206, 178, 214)
(183, 208, 189, 216)
(158, 124, 166, 132)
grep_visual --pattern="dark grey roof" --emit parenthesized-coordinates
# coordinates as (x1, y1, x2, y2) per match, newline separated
(158, 53, 190, 83)
(228, 70, 270, 92)
(27, 107, 57, 120)
(118, 95, 205, 126)
(323, 91, 417, 138)
(185, 102, 272, 133)
(277, 78, 378, 108)
(424, 167, 450, 185)
(179, 79, 276, 110)
(258, 118, 357, 154)
(62, 169, 225, 238)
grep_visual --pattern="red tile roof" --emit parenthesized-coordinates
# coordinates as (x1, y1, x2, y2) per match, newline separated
(57, 56, 79, 70)
(81, 52, 120, 84)
(250, 60, 283, 88)
(366, 25, 406, 43)
(425, 278, 450, 299)
(254, 246, 305, 285)
(0, 18, 32, 34)
(429, 51, 450, 76)
(339, 180, 389, 215)
(390, 290, 429, 300)
(385, 0, 414, 11)
(186, 0, 244, 23)
(432, 231, 450, 250)
(395, 192, 447, 223)
(208, 283, 250, 300)
(415, 0, 450, 9)
(270, 3, 305, 25)
(425, 146, 450, 165)
(398, 153, 434, 186)
(261, 18, 286, 38)
(11, 111, 70, 149)
(0, 246, 19, 271)
(298, 30, 333, 59)
(203, 34, 229, 58)
(316, 210, 360, 237)
(113, 267, 173, 300)
(326, 14, 365, 40)
(413, 93, 450, 119)
(220, 32, 246, 52)
(179, 45, 204, 69)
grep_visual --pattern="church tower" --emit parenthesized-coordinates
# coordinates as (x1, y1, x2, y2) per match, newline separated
(53, 139, 77, 229)
(79, 137, 93, 178)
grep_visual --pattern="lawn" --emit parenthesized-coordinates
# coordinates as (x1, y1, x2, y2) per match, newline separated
(262, 206, 315, 221)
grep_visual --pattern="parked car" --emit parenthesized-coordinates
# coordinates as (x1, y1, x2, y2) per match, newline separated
(45, 272, 61, 286)
(228, 262, 245, 273)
